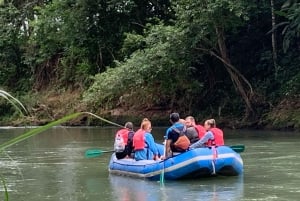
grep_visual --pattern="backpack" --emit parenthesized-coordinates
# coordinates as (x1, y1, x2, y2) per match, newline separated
(172, 126, 190, 150)
(114, 134, 125, 153)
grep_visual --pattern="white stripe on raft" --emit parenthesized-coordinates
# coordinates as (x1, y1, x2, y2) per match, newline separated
(109, 153, 243, 178)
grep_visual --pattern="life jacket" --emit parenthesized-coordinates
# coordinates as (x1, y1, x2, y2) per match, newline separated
(195, 125, 206, 138)
(133, 129, 146, 151)
(114, 128, 130, 153)
(207, 128, 224, 146)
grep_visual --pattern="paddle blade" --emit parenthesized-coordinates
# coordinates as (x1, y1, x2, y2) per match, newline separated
(230, 145, 245, 153)
(85, 149, 115, 158)
(85, 149, 103, 158)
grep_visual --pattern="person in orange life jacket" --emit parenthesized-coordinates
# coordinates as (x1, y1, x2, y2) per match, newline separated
(189, 119, 224, 149)
(133, 118, 160, 161)
(163, 113, 190, 159)
(114, 122, 135, 159)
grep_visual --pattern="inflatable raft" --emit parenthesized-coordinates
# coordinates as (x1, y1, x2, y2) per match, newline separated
(108, 145, 243, 180)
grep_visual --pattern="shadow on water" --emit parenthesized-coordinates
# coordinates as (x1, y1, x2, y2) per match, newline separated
(108, 175, 244, 201)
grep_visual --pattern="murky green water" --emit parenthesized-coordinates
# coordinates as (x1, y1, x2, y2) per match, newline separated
(0, 127, 299, 201)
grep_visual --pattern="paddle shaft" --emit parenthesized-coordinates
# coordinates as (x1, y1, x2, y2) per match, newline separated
(160, 139, 167, 185)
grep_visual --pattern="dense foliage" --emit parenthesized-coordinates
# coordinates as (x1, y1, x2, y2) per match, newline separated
(0, 0, 299, 128)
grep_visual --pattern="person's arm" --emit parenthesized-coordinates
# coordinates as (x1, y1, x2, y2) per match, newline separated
(163, 128, 173, 158)
(189, 131, 214, 149)
(145, 133, 159, 159)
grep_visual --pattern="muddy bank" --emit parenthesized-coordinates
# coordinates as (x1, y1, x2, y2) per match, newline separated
(1, 92, 299, 131)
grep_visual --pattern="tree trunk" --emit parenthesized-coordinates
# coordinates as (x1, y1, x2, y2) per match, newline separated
(215, 25, 254, 118)
(270, 0, 279, 79)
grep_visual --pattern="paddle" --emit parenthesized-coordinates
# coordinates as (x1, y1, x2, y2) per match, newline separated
(160, 138, 167, 185)
(85, 149, 114, 158)
(229, 144, 245, 153)
(85, 144, 245, 158)
(83, 116, 126, 158)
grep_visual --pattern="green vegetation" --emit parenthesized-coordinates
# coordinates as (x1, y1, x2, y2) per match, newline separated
(0, 90, 125, 199)
(0, 0, 299, 130)
(1, 176, 8, 201)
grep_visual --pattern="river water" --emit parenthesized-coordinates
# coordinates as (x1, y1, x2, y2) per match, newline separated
(0, 127, 299, 201)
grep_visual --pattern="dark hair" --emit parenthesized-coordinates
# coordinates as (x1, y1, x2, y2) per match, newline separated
(125, 122, 133, 130)
(169, 113, 180, 123)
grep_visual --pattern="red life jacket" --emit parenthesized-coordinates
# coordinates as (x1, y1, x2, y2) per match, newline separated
(195, 125, 206, 138)
(115, 128, 129, 145)
(207, 128, 224, 146)
(133, 129, 146, 150)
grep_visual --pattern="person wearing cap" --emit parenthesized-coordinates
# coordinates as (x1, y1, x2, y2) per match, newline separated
(114, 122, 135, 159)
(163, 113, 190, 159)
(189, 119, 224, 149)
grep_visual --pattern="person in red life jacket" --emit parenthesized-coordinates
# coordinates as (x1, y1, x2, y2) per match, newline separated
(185, 116, 200, 143)
(114, 122, 135, 159)
(162, 113, 190, 159)
(189, 119, 224, 149)
(133, 118, 160, 161)
(185, 116, 206, 139)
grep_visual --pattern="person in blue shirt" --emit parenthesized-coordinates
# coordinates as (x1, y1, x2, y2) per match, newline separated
(162, 113, 190, 159)
(133, 118, 160, 161)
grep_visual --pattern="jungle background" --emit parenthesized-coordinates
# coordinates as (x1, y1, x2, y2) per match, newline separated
(0, 0, 299, 130)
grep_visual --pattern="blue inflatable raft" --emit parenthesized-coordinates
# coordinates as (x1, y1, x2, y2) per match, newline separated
(108, 145, 243, 180)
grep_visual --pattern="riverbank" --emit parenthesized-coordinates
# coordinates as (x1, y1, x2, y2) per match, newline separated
(1, 90, 299, 131)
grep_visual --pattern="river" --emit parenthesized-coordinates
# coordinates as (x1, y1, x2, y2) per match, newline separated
(0, 127, 299, 201)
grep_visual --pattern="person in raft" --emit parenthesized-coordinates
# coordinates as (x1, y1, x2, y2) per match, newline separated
(163, 113, 190, 159)
(185, 116, 206, 144)
(133, 118, 160, 161)
(189, 119, 224, 149)
(114, 122, 135, 159)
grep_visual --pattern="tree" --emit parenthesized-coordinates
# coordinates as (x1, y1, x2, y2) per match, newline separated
(0, 2, 30, 90)
(84, 23, 203, 113)
(280, 0, 300, 52)
(26, 0, 174, 89)
(270, 0, 279, 79)
(174, 0, 255, 118)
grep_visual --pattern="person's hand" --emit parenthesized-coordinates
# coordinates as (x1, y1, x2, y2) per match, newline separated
(160, 155, 166, 160)
(154, 155, 160, 161)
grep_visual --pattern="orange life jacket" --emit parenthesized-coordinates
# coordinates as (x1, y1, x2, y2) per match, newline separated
(133, 129, 146, 150)
(195, 125, 206, 138)
(207, 128, 224, 146)
(115, 128, 129, 145)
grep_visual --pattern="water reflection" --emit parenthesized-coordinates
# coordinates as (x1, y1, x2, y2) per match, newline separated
(109, 175, 244, 201)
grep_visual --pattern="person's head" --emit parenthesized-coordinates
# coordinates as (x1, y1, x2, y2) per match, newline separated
(124, 122, 133, 130)
(169, 113, 180, 124)
(204, 119, 216, 130)
(140, 118, 152, 132)
(185, 116, 196, 127)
